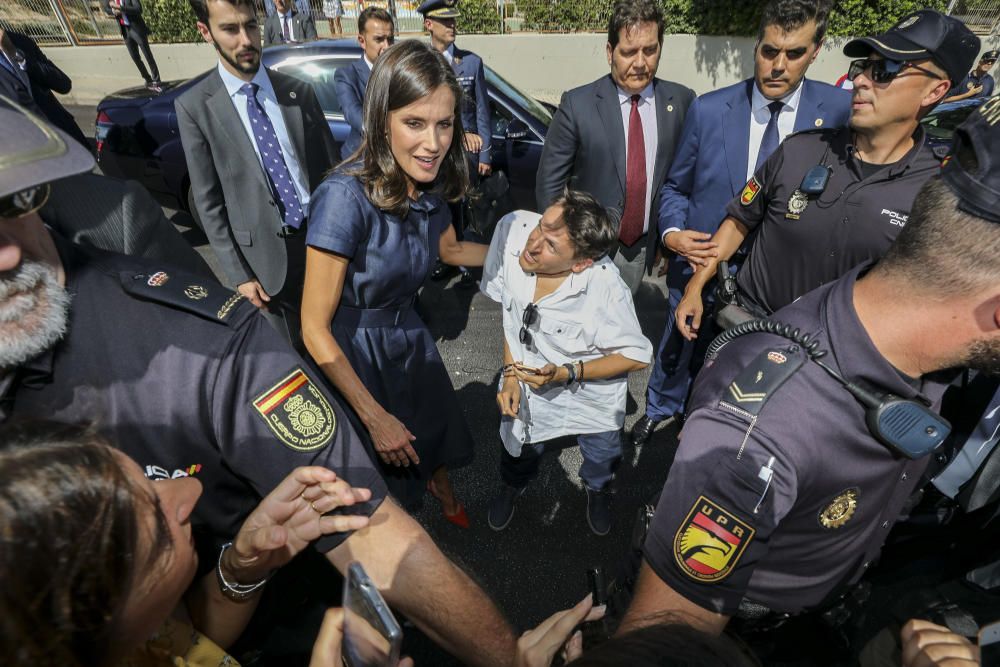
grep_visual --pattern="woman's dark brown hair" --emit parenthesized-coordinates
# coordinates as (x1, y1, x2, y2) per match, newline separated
(350, 39, 469, 217)
(0, 423, 169, 667)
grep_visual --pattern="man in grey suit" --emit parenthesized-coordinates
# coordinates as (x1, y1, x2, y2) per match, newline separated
(263, 0, 318, 46)
(177, 0, 337, 343)
(535, 0, 695, 293)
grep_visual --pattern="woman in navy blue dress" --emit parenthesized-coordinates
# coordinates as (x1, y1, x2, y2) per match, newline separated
(301, 41, 487, 523)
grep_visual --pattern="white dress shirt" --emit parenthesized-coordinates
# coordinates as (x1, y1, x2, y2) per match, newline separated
(441, 43, 455, 65)
(218, 63, 311, 215)
(617, 83, 658, 234)
(745, 81, 803, 182)
(276, 11, 297, 41)
(481, 211, 653, 455)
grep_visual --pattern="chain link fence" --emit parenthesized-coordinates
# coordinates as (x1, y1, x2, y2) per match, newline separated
(948, 0, 1000, 34)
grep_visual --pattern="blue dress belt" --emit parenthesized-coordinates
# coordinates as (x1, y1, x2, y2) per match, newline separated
(333, 299, 415, 328)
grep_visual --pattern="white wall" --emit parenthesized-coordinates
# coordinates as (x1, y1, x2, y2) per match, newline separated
(46, 32, 1000, 106)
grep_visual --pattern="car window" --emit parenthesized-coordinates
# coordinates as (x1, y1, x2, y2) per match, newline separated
(922, 101, 981, 141)
(491, 101, 513, 138)
(271, 57, 350, 116)
(484, 67, 551, 127)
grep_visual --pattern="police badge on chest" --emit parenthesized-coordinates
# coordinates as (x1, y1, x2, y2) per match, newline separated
(785, 189, 809, 220)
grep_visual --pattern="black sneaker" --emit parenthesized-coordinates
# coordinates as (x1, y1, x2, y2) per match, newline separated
(488, 484, 524, 531)
(586, 486, 612, 536)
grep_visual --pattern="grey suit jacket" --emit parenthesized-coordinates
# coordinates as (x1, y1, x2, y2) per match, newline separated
(535, 74, 695, 272)
(42, 172, 214, 278)
(263, 11, 318, 46)
(175, 68, 337, 296)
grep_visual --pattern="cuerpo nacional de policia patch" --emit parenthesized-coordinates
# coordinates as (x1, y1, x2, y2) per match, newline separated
(740, 177, 762, 206)
(674, 496, 755, 582)
(253, 369, 336, 451)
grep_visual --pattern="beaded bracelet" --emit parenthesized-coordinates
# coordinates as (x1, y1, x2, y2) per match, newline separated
(216, 542, 270, 602)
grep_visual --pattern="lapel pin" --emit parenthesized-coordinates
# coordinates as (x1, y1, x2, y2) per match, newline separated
(814, 118, 823, 127)
(289, 91, 297, 99)
(667, 104, 674, 112)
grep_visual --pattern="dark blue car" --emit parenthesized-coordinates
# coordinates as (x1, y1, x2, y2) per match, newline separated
(95, 39, 552, 221)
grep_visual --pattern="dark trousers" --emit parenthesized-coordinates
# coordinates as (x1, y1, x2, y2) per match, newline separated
(119, 20, 159, 83)
(261, 232, 305, 352)
(644, 285, 714, 420)
(501, 430, 622, 491)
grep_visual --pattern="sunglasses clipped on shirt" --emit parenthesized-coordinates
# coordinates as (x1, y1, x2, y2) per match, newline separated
(519, 303, 538, 347)
(848, 58, 944, 84)
(0, 183, 51, 220)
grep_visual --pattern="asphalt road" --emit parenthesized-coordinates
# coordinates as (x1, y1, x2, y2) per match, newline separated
(66, 103, 686, 659)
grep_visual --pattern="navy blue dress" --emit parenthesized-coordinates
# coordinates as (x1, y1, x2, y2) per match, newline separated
(307, 172, 474, 508)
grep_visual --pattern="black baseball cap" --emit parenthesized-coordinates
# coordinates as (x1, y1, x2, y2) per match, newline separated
(0, 95, 94, 201)
(843, 9, 981, 84)
(941, 96, 1000, 224)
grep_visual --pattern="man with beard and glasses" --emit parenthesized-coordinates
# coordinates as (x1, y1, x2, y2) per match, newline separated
(0, 96, 517, 667)
(176, 0, 338, 346)
(674, 10, 979, 341)
(621, 100, 1000, 658)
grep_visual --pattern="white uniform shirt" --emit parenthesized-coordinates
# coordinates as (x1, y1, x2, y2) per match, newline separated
(481, 211, 653, 455)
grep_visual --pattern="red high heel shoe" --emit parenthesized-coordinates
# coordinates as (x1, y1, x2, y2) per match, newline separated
(427, 480, 470, 529)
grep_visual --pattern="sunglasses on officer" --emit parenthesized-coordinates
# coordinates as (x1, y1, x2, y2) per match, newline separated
(520, 303, 538, 347)
(848, 58, 944, 84)
(0, 183, 51, 220)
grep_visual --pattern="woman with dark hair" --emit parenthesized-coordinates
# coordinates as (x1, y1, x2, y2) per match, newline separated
(302, 39, 487, 524)
(0, 424, 371, 666)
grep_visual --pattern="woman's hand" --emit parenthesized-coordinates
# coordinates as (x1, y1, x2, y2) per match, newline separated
(496, 375, 521, 418)
(512, 362, 561, 389)
(368, 410, 420, 467)
(901, 619, 981, 667)
(309, 608, 415, 667)
(514, 594, 606, 667)
(224, 467, 372, 584)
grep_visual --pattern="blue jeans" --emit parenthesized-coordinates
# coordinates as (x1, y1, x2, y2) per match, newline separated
(500, 430, 622, 491)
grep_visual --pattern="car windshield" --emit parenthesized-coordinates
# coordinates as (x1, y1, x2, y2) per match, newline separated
(485, 67, 551, 127)
(921, 99, 985, 141)
(271, 56, 347, 115)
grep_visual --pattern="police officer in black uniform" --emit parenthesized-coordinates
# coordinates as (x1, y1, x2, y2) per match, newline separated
(675, 10, 980, 338)
(621, 98, 1000, 652)
(944, 49, 997, 102)
(0, 97, 517, 667)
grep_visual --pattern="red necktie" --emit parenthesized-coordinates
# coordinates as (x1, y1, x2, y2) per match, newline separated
(619, 94, 646, 246)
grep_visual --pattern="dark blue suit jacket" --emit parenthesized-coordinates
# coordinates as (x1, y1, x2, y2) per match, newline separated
(657, 78, 850, 290)
(334, 55, 369, 158)
(451, 47, 491, 165)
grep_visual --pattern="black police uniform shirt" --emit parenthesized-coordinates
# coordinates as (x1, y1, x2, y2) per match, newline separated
(2, 238, 387, 553)
(951, 71, 995, 99)
(643, 264, 949, 615)
(725, 125, 943, 316)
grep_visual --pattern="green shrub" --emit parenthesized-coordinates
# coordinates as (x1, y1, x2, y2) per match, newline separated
(459, 0, 504, 33)
(145, 0, 201, 43)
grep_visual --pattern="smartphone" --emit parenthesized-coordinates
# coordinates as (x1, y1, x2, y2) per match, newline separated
(981, 619, 1000, 667)
(342, 562, 403, 667)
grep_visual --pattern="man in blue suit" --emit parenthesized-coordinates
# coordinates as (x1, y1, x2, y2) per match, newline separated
(334, 7, 394, 159)
(420, 0, 492, 284)
(631, 0, 850, 446)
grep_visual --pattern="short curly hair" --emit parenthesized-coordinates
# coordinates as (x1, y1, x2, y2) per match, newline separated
(553, 189, 617, 261)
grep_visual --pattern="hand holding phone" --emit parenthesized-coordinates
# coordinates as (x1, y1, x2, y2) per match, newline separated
(342, 562, 403, 667)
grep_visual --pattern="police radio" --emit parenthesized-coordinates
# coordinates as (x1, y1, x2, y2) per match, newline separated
(707, 320, 951, 460)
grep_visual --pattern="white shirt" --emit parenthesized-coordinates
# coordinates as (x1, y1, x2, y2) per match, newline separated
(617, 83, 658, 234)
(276, 11, 296, 41)
(481, 211, 653, 455)
(442, 44, 455, 65)
(363, 54, 374, 70)
(218, 63, 311, 214)
(745, 81, 803, 182)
